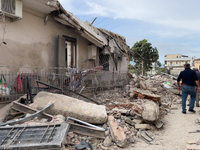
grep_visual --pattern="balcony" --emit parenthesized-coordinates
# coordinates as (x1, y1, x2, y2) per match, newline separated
(165, 64, 184, 67)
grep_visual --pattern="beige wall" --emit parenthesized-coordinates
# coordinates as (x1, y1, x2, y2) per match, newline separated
(194, 60, 200, 70)
(0, 6, 91, 71)
(165, 54, 182, 59)
(166, 60, 189, 66)
(0, 6, 128, 73)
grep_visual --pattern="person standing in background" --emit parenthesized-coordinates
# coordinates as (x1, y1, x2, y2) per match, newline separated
(177, 64, 200, 114)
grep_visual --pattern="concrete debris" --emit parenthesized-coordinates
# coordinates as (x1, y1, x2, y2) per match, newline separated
(133, 119, 143, 124)
(124, 117, 135, 126)
(142, 101, 159, 122)
(135, 124, 151, 130)
(130, 103, 143, 116)
(108, 116, 127, 148)
(0, 72, 183, 149)
(30, 91, 107, 124)
(170, 104, 178, 110)
(103, 136, 112, 147)
(155, 120, 164, 129)
(139, 130, 154, 143)
(133, 88, 161, 101)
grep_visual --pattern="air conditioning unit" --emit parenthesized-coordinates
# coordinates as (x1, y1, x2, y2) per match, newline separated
(0, 0, 22, 21)
(88, 45, 97, 60)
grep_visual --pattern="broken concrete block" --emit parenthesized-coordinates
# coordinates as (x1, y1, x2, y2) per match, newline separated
(140, 81, 147, 90)
(150, 88, 157, 92)
(155, 120, 164, 129)
(132, 119, 142, 124)
(135, 124, 150, 130)
(166, 88, 180, 95)
(108, 116, 127, 148)
(51, 115, 65, 123)
(124, 117, 135, 126)
(162, 102, 169, 108)
(130, 103, 143, 117)
(30, 92, 107, 124)
(133, 88, 161, 101)
(129, 93, 134, 98)
(130, 81, 135, 85)
(112, 108, 129, 114)
(142, 101, 159, 122)
(103, 136, 112, 147)
(171, 104, 178, 110)
(113, 112, 121, 119)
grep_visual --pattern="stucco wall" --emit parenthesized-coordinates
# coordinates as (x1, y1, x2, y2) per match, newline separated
(165, 54, 182, 59)
(0, 6, 90, 71)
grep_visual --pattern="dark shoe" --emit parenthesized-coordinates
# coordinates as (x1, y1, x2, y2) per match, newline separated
(196, 105, 199, 107)
(187, 104, 190, 106)
(189, 109, 196, 113)
(182, 111, 186, 114)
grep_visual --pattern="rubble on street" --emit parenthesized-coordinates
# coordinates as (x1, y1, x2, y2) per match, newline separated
(0, 73, 183, 150)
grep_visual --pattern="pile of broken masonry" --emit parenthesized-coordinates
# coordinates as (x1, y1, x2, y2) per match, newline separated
(0, 73, 182, 150)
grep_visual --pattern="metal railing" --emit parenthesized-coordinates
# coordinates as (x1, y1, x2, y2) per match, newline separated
(0, 66, 130, 102)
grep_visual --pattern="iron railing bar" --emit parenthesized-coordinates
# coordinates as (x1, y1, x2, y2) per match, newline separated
(0, 127, 14, 145)
(39, 125, 50, 143)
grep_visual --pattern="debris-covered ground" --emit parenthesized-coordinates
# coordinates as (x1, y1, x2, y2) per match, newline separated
(0, 73, 200, 150)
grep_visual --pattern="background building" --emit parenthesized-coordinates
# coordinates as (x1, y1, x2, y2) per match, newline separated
(194, 59, 200, 70)
(164, 54, 192, 76)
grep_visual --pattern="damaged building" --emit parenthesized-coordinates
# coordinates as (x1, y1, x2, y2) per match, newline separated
(0, 0, 190, 150)
(0, 0, 131, 99)
(0, 0, 130, 71)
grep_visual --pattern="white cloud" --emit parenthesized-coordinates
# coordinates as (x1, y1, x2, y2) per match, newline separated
(58, 0, 200, 32)
(58, 0, 200, 60)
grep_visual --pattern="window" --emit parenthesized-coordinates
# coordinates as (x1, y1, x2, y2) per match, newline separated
(65, 40, 76, 68)
(170, 62, 172, 65)
(99, 49, 109, 71)
(186, 61, 188, 64)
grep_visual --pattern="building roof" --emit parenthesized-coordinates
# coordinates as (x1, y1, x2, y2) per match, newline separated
(21, 0, 130, 57)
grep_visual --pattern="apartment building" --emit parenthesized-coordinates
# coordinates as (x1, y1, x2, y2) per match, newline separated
(194, 59, 200, 70)
(164, 54, 192, 76)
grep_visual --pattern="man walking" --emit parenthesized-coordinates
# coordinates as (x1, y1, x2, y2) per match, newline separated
(177, 64, 200, 114)
(188, 68, 200, 107)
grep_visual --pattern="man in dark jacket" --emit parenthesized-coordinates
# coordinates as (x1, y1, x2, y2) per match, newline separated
(177, 64, 200, 114)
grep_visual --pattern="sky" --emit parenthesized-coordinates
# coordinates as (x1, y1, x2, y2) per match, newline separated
(58, 0, 200, 64)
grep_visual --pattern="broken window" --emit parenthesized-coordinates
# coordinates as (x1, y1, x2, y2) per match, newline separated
(58, 35, 77, 68)
(65, 40, 76, 68)
(99, 49, 109, 71)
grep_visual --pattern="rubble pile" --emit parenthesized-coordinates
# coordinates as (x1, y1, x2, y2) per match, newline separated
(0, 73, 183, 150)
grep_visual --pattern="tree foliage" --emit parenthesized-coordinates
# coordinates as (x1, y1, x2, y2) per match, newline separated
(130, 39, 159, 75)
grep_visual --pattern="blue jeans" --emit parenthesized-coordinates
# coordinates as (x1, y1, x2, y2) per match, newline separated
(182, 85, 196, 112)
